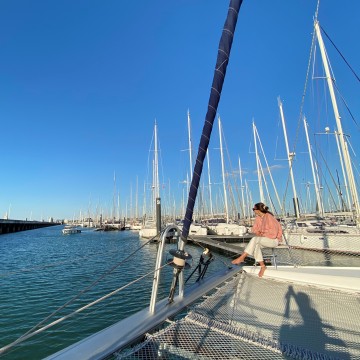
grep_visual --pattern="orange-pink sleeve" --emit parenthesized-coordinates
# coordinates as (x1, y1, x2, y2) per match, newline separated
(262, 214, 282, 240)
(251, 216, 261, 234)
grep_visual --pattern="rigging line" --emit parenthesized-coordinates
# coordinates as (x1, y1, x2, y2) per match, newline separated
(314, 0, 321, 22)
(222, 121, 244, 213)
(43, 238, 162, 334)
(320, 24, 360, 84)
(336, 169, 348, 211)
(276, 114, 293, 216)
(255, 125, 283, 213)
(31, 283, 122, 350)
(0, 261, 171, 356)
(235, 158, 246, 219)
(274, 115, 291, 216)
(259, 159, 282, 221)
(186, 233, 231, 268)
(349, 156, 360, 192)
(17, 235, 155, 342)
(221, 121, 241, 218)
(146, 125, 156, 200)
(294, 2, 320, 145)
(317, 23, 360, 129)
(227, 182, 239, 220)
(347, 137, 358, 158)
(332, 81, 360, 130)
(315, 145, 343, 210)
(282, 8, 319, 215)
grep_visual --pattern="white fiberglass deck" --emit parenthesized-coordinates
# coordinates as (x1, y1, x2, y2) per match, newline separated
(243, 265, 360, 293)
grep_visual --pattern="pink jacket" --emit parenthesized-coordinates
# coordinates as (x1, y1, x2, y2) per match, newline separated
(252, 213, 283, 240)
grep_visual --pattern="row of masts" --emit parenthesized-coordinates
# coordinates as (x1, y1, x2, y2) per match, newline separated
(272, 19, 359, 222)
(69, 96, 358, 226)
(66, 18, 359, 227)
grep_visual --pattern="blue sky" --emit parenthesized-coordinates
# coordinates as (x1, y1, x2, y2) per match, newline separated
(1, 0, 359, 221)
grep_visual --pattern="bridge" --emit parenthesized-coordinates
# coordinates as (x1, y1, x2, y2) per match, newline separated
(0, 219, 59, 235)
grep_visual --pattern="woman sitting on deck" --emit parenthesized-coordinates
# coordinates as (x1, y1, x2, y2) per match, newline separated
(232, 202, 283, 277)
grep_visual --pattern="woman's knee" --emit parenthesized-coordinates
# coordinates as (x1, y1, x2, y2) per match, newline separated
(253, 237, 262, 245)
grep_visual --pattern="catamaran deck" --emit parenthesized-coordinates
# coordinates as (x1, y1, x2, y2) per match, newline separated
(117, 267, 360, 359)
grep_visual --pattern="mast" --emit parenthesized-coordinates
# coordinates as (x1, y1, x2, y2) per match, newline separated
(314, 20, 360, 222)
(238, 156, 246, 219)
(113, 171, 117, 222)
(259, 160, 273, 213)
(129, 183, 134, 221)
(181, 0, 243, 241)
(278, 97, 300, 218)
(135, 176, 138, 220)
(187, 110, 198, 221)
(253, 121, 264, 203)
(187, 109, 193, 181)
(333, 129, 351, 211)
(218, 116, 229, 223)
(168, 178, 171, 221)
(303, 116, 324, 216)
(154, 120, 161, 233)
(154, 121, 159, 200)
(152, 159, 155, 217)
(254, 123, 283, 214)
(117, 193, 120, 223)
(182, 186, 185, 218)
(207, 149, 214, 218)
(142, 181, 146, 223)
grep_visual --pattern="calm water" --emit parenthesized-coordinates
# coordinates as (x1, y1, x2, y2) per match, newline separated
(0, 226, 233, 359)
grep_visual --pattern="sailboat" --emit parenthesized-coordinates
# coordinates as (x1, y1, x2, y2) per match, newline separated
(282, 15, 360, 254)
(207, 116, 247, 236)
(176, 110, 208, 236)
(2, 1, 359, 359)
(139, 121, 162, 240)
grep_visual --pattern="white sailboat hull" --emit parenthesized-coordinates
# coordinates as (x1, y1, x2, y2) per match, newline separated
(62, 228, 81, 235)
(208, 223, 247, 236)
(177, 224, 208, 236)
(139, 227, 157, 239)
(284, 231, 360, 254)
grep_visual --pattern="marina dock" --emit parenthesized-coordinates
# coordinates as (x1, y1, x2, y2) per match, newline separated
(188, 234, 253, 257)
(0, 219, 58, 235)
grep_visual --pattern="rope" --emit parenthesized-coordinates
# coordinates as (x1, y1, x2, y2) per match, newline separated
(6, 235, 157, 350)
(186, 233, 230, 267)
(332, 81, 360, 130)
(186, 232, 246, 268)
(320, 24, 360, 84)
(317, 21, 360, 130)
(0, 260, 171, 356)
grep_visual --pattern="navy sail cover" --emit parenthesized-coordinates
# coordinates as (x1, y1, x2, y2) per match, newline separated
(182, 0, 243, 240)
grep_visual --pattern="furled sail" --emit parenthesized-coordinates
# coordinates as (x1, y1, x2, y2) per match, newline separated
(181, 0, 243, 240)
